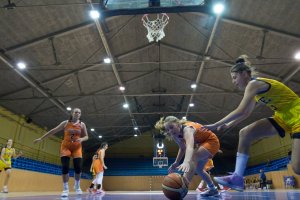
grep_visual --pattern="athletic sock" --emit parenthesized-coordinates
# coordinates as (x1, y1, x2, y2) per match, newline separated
(63, 182, 69, 191)
(234, 152, 249, 177)
(75, 180, 80, 189)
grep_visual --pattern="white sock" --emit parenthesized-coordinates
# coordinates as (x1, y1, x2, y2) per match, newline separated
(198, 180, 204, 188)
(63, 182, 69, 191)
(75, 180, 80, 189)
(234, 152, 249, 177)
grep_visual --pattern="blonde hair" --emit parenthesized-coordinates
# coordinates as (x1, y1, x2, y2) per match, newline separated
(231, 55, 258, 76)
(154, 116, 187, 140)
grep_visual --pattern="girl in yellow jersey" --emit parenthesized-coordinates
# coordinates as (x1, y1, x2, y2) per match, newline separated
(203, 55, 300, 192)
(33, 108, 88, 197)
(0, 139, 22, 193)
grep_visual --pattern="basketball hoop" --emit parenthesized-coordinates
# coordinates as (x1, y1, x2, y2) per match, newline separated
(142, 13, 169, 42)
(158, 161, 163, 168)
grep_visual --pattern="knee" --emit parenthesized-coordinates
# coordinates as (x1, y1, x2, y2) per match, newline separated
(6, 170, 11, 176)
(239, 127, 251, 141)
(197, 169, 205, 175)
(196, 169, 206, 177)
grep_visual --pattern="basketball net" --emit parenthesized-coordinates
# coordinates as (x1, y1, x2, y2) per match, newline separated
(142, 13, 169, 42)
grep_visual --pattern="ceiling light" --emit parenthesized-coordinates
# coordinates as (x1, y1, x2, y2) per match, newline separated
(89, 10, 100, 19)
(17, 62, 26, 69)
(204, 56, 211, 60)
(134, 127, 138, 130)
(294, 52, 300, 60)
(123, 103, 129, 108)
(189, 103, 194, 107)
(182, 116, 187, 120)
(90, 128, 95, 131)
(98, 135, 102, 138)
(191, 83, 197, 89)
(66, 107, 72, 111)
(134, 134, 138, 137)
(104, 58, 111, 63)
(213, 3, 225, 14)
(119, 86, 125, 91)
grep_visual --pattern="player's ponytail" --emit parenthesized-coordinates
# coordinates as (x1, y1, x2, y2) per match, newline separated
(230, 55, 257, 76)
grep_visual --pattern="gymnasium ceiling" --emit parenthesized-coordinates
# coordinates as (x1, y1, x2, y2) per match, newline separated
(0, 0, 299, 155)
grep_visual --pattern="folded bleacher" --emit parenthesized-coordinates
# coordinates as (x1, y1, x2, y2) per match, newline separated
(244, 157, 290, 176)
(12, 157, 91, 179)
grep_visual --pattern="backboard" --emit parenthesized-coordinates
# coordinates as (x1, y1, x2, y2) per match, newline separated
(100, 0, 208, 18)
(105, 0, 206, 10)
(153, 156, 168, 168)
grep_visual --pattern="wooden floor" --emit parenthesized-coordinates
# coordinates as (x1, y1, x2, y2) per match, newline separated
(1, 190, 300, 200)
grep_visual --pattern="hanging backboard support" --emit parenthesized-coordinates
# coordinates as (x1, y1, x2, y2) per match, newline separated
(153, 157, 168, 168)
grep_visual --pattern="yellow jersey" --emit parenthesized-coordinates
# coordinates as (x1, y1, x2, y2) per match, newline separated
(0, 147, 14, 168)
(254, 77, 299, 112)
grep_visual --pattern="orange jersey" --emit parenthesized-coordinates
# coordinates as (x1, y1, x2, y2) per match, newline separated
(64, 121, 82, 142)
(184, 121, 220, 156)
(93, 150, 104, 174)
(60, 121, 83, 158)
(184, 121, 217, 144)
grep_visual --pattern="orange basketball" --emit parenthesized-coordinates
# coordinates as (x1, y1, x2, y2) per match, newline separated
(162, 173, 188, 200)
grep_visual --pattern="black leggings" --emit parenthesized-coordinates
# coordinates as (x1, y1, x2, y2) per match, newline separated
(61, 156, 82, 174)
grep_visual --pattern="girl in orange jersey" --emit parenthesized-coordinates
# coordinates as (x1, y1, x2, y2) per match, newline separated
(203, 55, 300, 192)
(155, 116, 220, 197)
(34, 108, 88, 197)
(88, 142, 108, 194)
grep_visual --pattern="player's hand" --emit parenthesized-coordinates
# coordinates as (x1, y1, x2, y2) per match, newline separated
(168, 162, 179, 174)
(104, 165, 108, 170)
(33, 138, 42, 144)
(177, 162, 190, 173)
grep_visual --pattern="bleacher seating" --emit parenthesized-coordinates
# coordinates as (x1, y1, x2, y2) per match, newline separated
(244, 157, 290, 175)
(104, 158, 176, 176)
(12, 157, 183, 177)
(11, 157, 92, 179)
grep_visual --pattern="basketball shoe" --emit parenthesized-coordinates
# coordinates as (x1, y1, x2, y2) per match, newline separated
(75, 188, 83, 195)
(196, 187, 206, 192)
(2, 186, 8, 193)
(95, 189, 105, 194)
(61, 190, 69, 197)
(214, 173, 244, 192)
(200, 187, 219, 197)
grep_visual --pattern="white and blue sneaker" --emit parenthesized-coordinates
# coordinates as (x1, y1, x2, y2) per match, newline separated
(61, 190, 69, 197)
